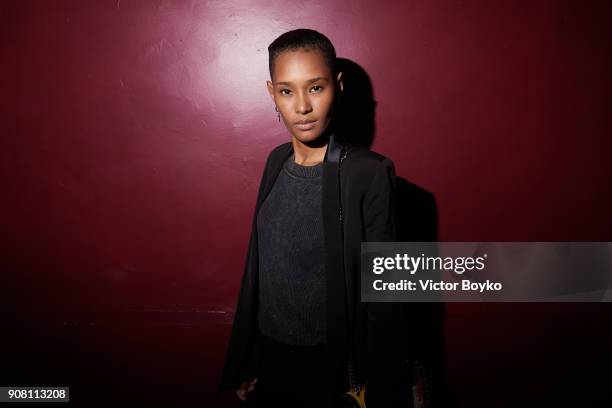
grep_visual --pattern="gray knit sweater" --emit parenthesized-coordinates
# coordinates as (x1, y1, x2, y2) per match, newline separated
(256, 153, 326, 346)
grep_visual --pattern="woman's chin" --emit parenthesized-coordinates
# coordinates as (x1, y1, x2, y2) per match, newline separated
(291, 129, 331, 145)
(292, 132, 319, 143)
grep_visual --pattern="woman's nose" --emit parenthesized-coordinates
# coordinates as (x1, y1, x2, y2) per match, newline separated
(295, 93, 313, 114)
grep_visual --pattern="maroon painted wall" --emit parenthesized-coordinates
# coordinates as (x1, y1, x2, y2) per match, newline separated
(2, 0, 611, 406)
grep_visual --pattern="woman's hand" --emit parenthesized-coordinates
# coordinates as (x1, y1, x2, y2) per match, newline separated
(236, 377, 258, 401)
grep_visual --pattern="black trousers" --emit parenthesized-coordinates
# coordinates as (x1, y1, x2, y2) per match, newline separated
(239, 334, 414, 408)
(240, 335, 340, 408)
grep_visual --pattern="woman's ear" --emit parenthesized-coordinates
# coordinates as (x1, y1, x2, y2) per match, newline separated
(266, 80, 275, 102)
(336, 71, 344, 93)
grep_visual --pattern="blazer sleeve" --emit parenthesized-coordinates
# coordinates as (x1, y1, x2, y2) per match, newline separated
(362, 158, 414, 395)
(362, 157, 398, 243)
(216, 151, 274, 395)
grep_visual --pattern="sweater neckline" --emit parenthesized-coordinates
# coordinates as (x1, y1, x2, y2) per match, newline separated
(284, 154, 323, 178)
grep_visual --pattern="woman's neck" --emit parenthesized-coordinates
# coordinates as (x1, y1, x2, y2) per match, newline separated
(291, 137, 328, 166)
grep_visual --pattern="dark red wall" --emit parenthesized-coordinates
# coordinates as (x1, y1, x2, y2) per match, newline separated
(2, 0, 611, 406)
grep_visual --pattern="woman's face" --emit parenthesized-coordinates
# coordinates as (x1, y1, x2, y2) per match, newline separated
(267, 48, 343, 144)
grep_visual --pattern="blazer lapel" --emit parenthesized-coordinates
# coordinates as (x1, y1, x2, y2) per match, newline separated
(322, 134, 349, 373)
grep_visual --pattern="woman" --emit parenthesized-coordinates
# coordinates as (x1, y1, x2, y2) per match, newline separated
(217, 28, 411, 407)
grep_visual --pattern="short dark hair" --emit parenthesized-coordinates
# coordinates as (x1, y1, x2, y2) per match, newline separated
(268, 28, 336, 80)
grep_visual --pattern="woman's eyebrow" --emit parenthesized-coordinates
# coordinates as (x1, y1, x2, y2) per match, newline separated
(275, 77, 329, 86)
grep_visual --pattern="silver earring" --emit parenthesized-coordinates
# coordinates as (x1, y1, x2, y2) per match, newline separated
(275, 106, 280, 122)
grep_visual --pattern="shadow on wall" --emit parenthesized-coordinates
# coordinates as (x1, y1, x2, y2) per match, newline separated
(336, 57, 453, 406)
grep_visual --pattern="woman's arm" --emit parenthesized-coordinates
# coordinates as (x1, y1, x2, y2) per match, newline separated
(361, 157, 416, 406)
(217, 148, 278, 396)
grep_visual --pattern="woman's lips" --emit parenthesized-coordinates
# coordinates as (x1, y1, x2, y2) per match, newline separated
(294, 120, 317, 131)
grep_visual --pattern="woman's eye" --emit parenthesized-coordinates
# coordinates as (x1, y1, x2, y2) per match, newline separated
(310, 85, 323, 93)
(280, 89, 292, 96)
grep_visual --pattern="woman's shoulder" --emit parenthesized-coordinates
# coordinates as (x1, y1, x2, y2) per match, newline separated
(265, 141, 292, 164)
(345, 144, 395, 172)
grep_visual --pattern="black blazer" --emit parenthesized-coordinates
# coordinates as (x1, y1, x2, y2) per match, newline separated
(217, 133, 400, 396)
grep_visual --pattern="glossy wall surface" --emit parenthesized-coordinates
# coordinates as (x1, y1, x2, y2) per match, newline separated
(2, 0, 611, 406)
